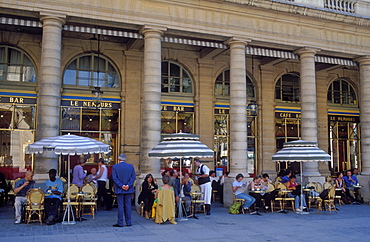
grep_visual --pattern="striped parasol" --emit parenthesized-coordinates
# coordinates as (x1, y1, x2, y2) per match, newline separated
(27, 134, 109, 155)
(27, 134, 109, 225)
(148, 132, 214, 159)
(272, 140, 331, 162)
(272, 140, 331, 214)
(149, 132, 213, 221)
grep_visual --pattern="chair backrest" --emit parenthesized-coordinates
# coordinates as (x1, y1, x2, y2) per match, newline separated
(67, 184, 80, 199)
(59, 177, 67, 183)
(276, 183, 287, 196)
(314, 182, 323, 193)
(27, 189, 44, 209)
(81, 184, 95, 198)
(191, 184, 200, 192)
(327, 185, 336, 199)
(266, 183, 275, 193)
(89, 182, 98, 194)
(323, 182, 332, 190)
(12, 178, 21, 189)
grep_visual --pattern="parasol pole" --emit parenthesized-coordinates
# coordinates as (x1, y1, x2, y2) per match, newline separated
(177, 157, 188, 221)
(62, 155, 76, 224)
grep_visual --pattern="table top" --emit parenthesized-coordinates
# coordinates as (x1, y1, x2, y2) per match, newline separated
(279, 189, 292, 193)
(250, 190, 264, 193)
(72, 192, 91, 196)
(302, 189, 311, 192)
(353, 185, 363, 188)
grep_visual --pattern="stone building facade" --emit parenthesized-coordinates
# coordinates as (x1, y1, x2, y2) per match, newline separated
(1, 0, 370, 202)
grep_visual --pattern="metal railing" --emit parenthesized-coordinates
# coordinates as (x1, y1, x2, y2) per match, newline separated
(324, 0, 356, 13)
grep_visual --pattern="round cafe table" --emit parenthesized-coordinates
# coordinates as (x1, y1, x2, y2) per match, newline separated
(189, 191, 204, 219)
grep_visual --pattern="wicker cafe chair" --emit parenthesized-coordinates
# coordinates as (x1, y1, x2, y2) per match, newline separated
(25, 189, 45, 226)
(262, 183, 276, 212)
(81, 184, 97, 219)
(273, 183, 295, 212)
(62, 184, 80, 216)
(320, 185, 338, 215)
(233, 194, 246, 214)
(307, 182, 321, 209)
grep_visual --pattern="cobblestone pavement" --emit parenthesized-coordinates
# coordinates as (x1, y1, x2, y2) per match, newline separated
(1, 202, 370, 242)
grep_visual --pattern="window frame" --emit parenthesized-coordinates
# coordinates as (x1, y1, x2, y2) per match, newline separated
(62, 53, 120, 89)
(327, 78, 357, 106)
(161, 60, 194, 95)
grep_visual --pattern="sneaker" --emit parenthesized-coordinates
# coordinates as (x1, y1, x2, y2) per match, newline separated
(250, 211, 258, 215)
(295, 208, 302, 212)
(14, 220, 21, 224)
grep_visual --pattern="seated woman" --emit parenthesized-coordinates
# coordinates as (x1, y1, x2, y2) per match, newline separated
(154, 175, 177, 224)
(286, 174, 307, 212)
(249, 176, 263, 210)
(139, 174, 158, 219)
(232, 173, 256, 214)
(335, 171, 351, 204)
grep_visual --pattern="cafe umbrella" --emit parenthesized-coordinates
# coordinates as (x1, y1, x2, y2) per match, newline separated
(148, 132, 214, 220)
(27, 134, 110, 224)
(272, 140, 331, 214)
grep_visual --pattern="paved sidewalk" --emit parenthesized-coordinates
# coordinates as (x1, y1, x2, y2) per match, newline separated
(1, 202, 370, 242)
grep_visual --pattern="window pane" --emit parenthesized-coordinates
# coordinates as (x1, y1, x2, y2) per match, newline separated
(64, 69, 77, 85)
(9, 49, 21, 64)
(22, 66, 36, 82)
(0, 64, 4, 81)
(13, 105, 35, 129)
(78, 71, 91, 86)
(162, 62, 168, 76)
(182, 78, 192, 93)
(93, 71, 106, 87)
(101, 109, 119, 131)
(170, 63, 180, 77)
(6, 65, 21, 81)
(108, 72, 119, 87)
(0, 104, 12, 128)
(79, 56, 91, 70)
(82, 109, 100, 131)
(61, 107, 80, 130)
(161, 78, 169, 92)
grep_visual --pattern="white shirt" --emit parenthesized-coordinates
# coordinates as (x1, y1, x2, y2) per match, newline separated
(97, 164, 108, 182)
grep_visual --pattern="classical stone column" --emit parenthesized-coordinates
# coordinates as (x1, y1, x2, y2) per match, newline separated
(295, 47, 321, 177)
(259, 65, 277, 176)
(139, 26, 166, 178)
(357, 56, 370, 175)
(35, 15, 65, 176)
(227, 38, 250, 177)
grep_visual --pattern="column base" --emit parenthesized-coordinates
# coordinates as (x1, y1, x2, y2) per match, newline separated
(357, 174, 370, 202)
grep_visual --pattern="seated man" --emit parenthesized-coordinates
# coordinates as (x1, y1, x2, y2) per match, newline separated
(44, 169, 64, 225)
(13, 171, 35, 224)
(86, 167, 97, 185)
(343, 170, 363, 204)
(210, 170, 222, 201)
(180, 176, 192, 217)
(281, 170, 292, 184)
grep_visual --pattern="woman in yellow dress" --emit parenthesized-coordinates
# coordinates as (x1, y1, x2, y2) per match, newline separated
(154, 175, 177, 224)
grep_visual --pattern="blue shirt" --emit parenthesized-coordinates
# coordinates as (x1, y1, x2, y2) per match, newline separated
(45, 179, 64, 200)
(14, 178, 35, 197)
(343, 175, 358, 187)
(281, 175, 290, 184)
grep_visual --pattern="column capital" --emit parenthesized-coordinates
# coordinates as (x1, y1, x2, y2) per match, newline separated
(225, 37, 251, 47)
(140, 25, 167, 36)
(294, 46, 321, 57)
(355, 55, 370, 65)
(40, 13, 66, 26)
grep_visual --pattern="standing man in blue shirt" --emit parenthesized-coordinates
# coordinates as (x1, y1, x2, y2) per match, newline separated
(112, 154, 136, 227)
(44, 169, 64, 225)
(14, 171, 35, 224)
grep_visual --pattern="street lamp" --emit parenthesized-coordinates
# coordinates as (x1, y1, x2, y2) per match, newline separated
(248, 100, 258, 116)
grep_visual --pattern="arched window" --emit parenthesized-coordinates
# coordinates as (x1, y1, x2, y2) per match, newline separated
(214, 70, 255, 97)
(161, 61, 193, 94)
(0, 46, 36, 82)
(63, 53, 119, 88)
(327, 79, 357, 105)
(275, 73, 300, 102)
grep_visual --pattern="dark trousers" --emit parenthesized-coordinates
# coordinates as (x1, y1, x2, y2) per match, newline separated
(44, 198, 61, 218)
(117, 194, 132, 226)
(250, 193, 263, 208)
(143, 197, 154, 213)
(97, 181, 112, 209)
